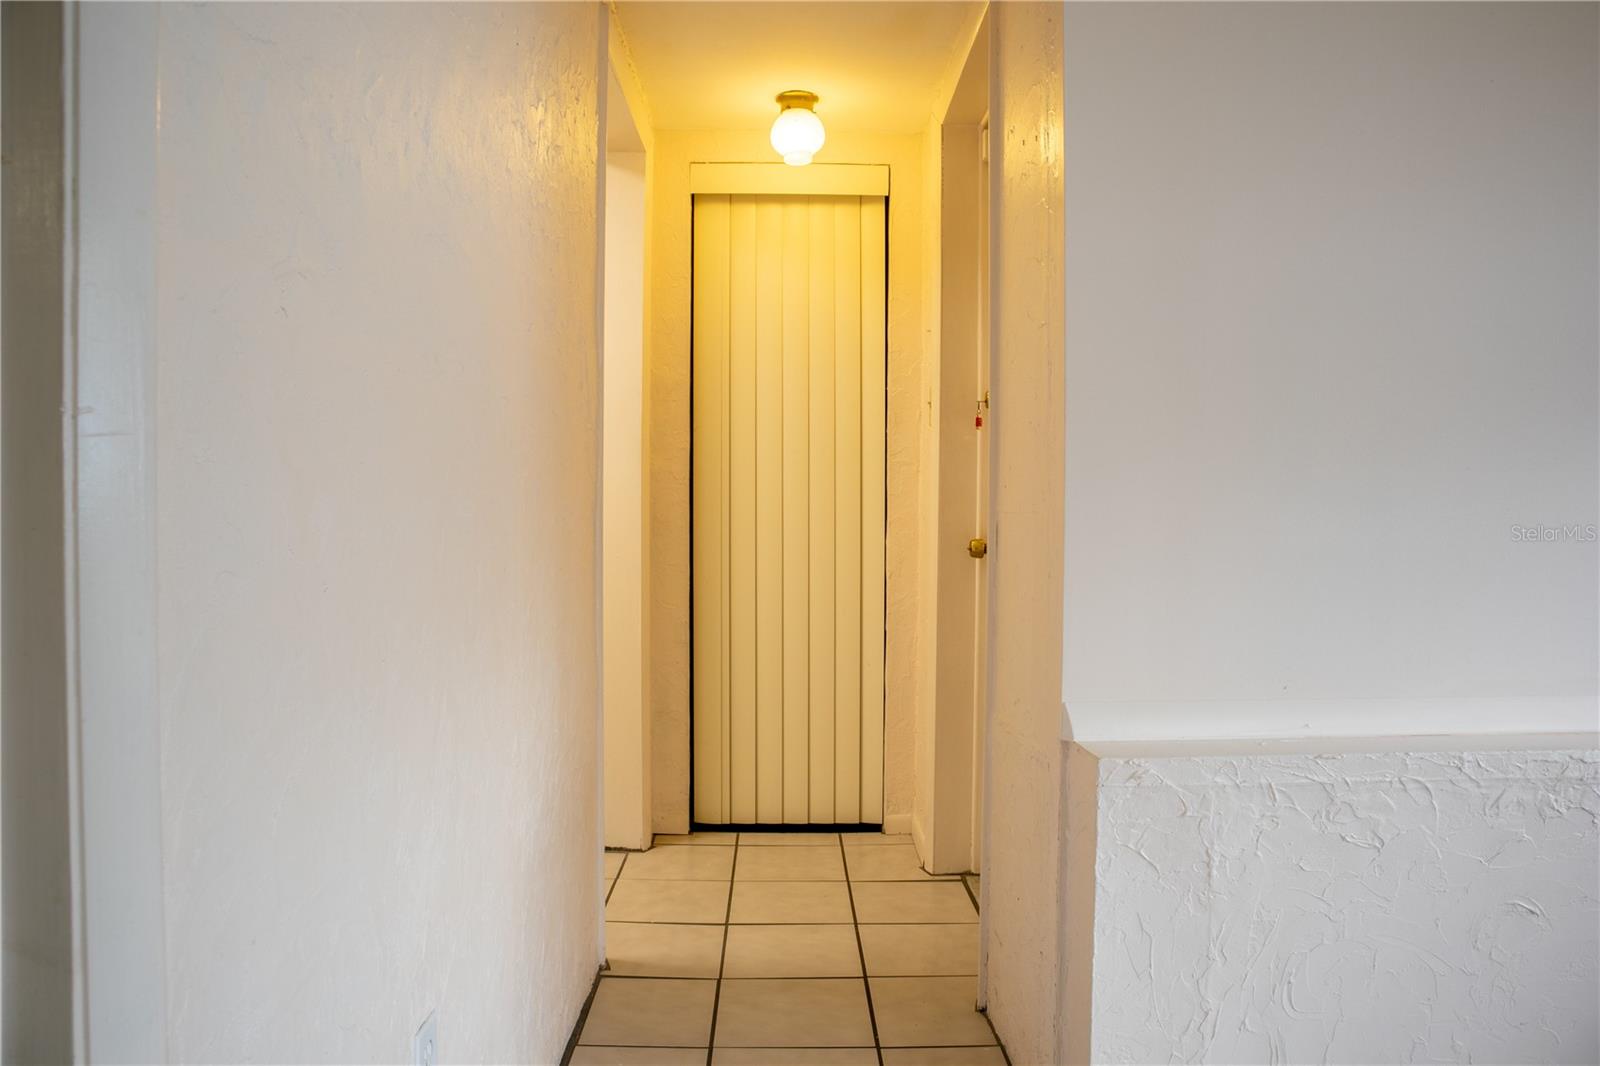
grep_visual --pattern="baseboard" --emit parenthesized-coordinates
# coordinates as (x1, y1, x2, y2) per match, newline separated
(882, 812, 912, 835)
(908, 811, 929, 865)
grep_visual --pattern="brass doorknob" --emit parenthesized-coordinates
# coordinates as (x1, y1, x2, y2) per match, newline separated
(968, 537, 988, 559)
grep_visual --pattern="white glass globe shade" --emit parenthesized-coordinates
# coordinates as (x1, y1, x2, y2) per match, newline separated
(770, 106, 825, 166)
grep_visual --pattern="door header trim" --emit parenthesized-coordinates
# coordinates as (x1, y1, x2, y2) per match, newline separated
(689, 162, 889, 197)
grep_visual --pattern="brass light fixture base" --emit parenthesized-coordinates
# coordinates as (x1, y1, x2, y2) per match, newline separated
(775, 90, 820, 111)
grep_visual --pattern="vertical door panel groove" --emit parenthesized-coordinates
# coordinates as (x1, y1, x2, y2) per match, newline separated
(693, 193, 886, 826)
(807, 203, 838, 824)
(781, 198, 811, 823)
(833, 199, 863, 824)
(754, 199, 784, 824)
(729, 197, 758, 823)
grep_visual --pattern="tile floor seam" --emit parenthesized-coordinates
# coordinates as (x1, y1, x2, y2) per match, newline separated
(710, 1046, 879, 1050)
(959, 874, 980, 913)
(728, 878, 957, 883)
(838, 834, 886, 1066)
(703, 974, 878, 982)
(604, 852, 627, 905)
(705, 831, 739, 1066)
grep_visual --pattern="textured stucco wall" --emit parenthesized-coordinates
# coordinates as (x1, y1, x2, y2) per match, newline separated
(983, 5, 1068, 1064)
(1090, 746, 1600, 1065)
(647, 129, 925, 833)
(152, 4, 606, 1059)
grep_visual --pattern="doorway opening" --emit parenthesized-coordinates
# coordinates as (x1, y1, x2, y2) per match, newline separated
(587, 3, 1006, 1058)
(917, 6, 992, 890)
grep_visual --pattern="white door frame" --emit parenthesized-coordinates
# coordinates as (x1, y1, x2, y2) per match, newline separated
(686, 163, 890, 827)
(601, 39, 654, 855)
(688, 162, 889, 198)
(3, 4, 171, 1059)
(920, 9, 992, 878)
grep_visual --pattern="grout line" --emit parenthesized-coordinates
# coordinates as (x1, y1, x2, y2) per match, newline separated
(839, 836, 886, 1065)
(599, 972, 977, 981)
(979, 1006, 1014, 1066)
(621, 849, 954, 883)
(604, 853, 627, 906)
(705, 832, 739, 1065)
(695, 1045, 998, 1050)
(959, 874, 980, 914)
(600, 917, 979, 927)
(710, 1045, 876, 1051)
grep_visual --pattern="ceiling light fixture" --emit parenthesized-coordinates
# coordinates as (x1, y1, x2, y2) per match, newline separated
(770, 90, 825, 167)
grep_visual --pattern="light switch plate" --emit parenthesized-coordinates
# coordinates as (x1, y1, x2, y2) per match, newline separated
(413, 1010, 438, 1066)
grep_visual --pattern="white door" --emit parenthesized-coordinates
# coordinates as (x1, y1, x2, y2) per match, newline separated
(692, 193, 887, 826)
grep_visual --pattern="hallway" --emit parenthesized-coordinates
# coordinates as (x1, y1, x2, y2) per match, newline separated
(575, 833, 1002, 1064)
(8, 2, 1596, 1062)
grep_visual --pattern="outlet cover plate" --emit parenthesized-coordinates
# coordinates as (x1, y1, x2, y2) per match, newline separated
(413, 1010, 438, 1066)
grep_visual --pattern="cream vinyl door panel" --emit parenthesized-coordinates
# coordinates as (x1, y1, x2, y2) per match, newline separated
(692, 193, 887, 826)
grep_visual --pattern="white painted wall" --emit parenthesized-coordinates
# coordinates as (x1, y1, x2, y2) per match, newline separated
(68, 4, 609, 1059)
(1061, 2, 1600, 743)
(605, 149, 651, 849)
(982, 4, 1068, 1063)
(646, 129, 926, 833)
(1087, 743, 1600, 1064)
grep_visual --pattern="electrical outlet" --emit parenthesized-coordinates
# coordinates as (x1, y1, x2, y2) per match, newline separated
(412, 1010, 438, 1066)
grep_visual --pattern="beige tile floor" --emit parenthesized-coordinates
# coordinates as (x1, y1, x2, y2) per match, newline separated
(578, 832, 1004, 1066)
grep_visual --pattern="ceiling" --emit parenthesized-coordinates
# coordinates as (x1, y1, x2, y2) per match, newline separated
(614, 2, 984, 134)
